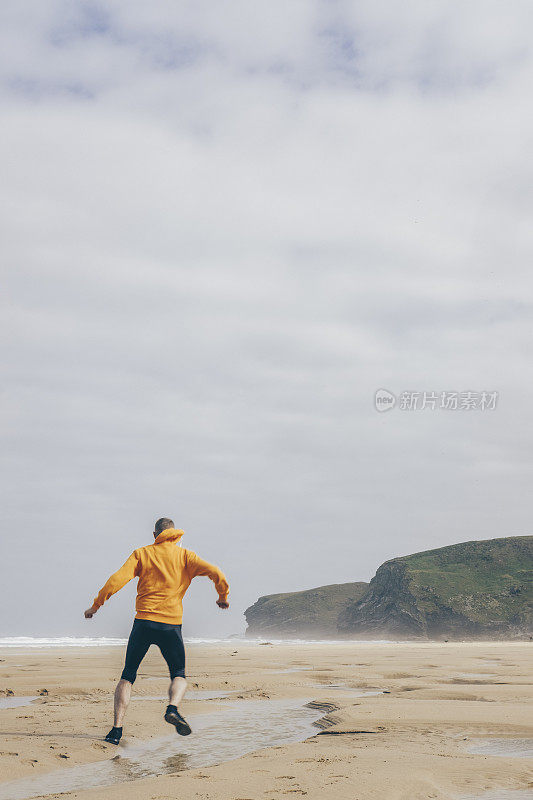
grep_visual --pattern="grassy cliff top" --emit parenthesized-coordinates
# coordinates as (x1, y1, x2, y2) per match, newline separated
(253, 582, 369, 605)
(384, 536, 533, 623)
(245, 582, 368, 635)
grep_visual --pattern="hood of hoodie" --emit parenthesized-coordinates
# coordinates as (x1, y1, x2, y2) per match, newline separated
(154, 528, 185, 545)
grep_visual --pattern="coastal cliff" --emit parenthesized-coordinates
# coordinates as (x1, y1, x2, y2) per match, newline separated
(338, 536, 533, 640)
(245, 536, 533, 640)
(244, 582, 368, 639)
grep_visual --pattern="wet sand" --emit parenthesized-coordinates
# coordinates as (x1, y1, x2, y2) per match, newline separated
(0, 641, 532, 800)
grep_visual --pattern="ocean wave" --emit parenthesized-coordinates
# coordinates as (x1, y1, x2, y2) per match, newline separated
(0, 636, 397, 648)
(0, 637, 128, 647)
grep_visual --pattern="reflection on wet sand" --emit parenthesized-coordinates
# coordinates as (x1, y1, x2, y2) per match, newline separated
(0, 698, 38, 710)
(465, 738, 533, 758)
(110, 749, 190, 779)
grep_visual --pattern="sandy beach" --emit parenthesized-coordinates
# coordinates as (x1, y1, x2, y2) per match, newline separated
(0, 641, 532, 800)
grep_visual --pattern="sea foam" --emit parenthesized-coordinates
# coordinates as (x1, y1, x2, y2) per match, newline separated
(0, 636, 396, 648)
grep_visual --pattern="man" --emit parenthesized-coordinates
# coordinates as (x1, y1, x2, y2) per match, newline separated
(84, 518, 229, 745)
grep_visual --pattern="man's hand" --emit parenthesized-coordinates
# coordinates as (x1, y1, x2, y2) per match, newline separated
(84, 606, 98, 619)
(216, 600, 229, 609)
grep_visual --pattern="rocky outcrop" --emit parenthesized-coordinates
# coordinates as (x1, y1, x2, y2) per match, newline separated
(244, 582, 368, 639)
(338, 536, 533, 640)
(244, 536, 533, 640)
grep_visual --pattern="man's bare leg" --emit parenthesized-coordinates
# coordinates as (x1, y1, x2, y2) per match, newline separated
(169, 676, 187, 707)
(104, 678, 132, 744)
(114, 678, 132, 727)
(165, 677, 191, 735)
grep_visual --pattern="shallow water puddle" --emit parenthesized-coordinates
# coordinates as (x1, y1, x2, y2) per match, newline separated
(0, 698, 320, 800)
(466, 738, 533, 758)
(310, 685, 384, 697)
(270, 666, 314, 674)
(131, 690, 235, 702)
(188, 690, 236, 700)
(455, 673, 499, 680)
(459, 792, 533, 800)
(0, 697, 38, 710)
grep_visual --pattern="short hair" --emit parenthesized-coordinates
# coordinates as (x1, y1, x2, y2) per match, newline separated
(154, 517, 174, 535)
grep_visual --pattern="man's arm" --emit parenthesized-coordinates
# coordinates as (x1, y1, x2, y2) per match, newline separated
(84, 552, 139, 618)
(185, 551, 229, 608)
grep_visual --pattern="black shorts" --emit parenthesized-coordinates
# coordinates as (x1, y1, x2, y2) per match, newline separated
(121, 618, 186, 684)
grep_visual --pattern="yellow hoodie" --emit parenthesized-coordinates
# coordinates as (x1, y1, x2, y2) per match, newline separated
(92, 528, 229, 625)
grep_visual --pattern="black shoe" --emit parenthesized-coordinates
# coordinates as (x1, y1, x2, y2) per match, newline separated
(164, 705, 192, 736)
(105, 727, 123, 745)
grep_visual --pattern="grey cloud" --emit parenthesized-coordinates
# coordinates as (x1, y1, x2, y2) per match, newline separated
(1, 2, 532, 638)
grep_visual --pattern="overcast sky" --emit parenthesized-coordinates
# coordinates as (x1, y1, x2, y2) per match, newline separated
(1, 1, 533, 638)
